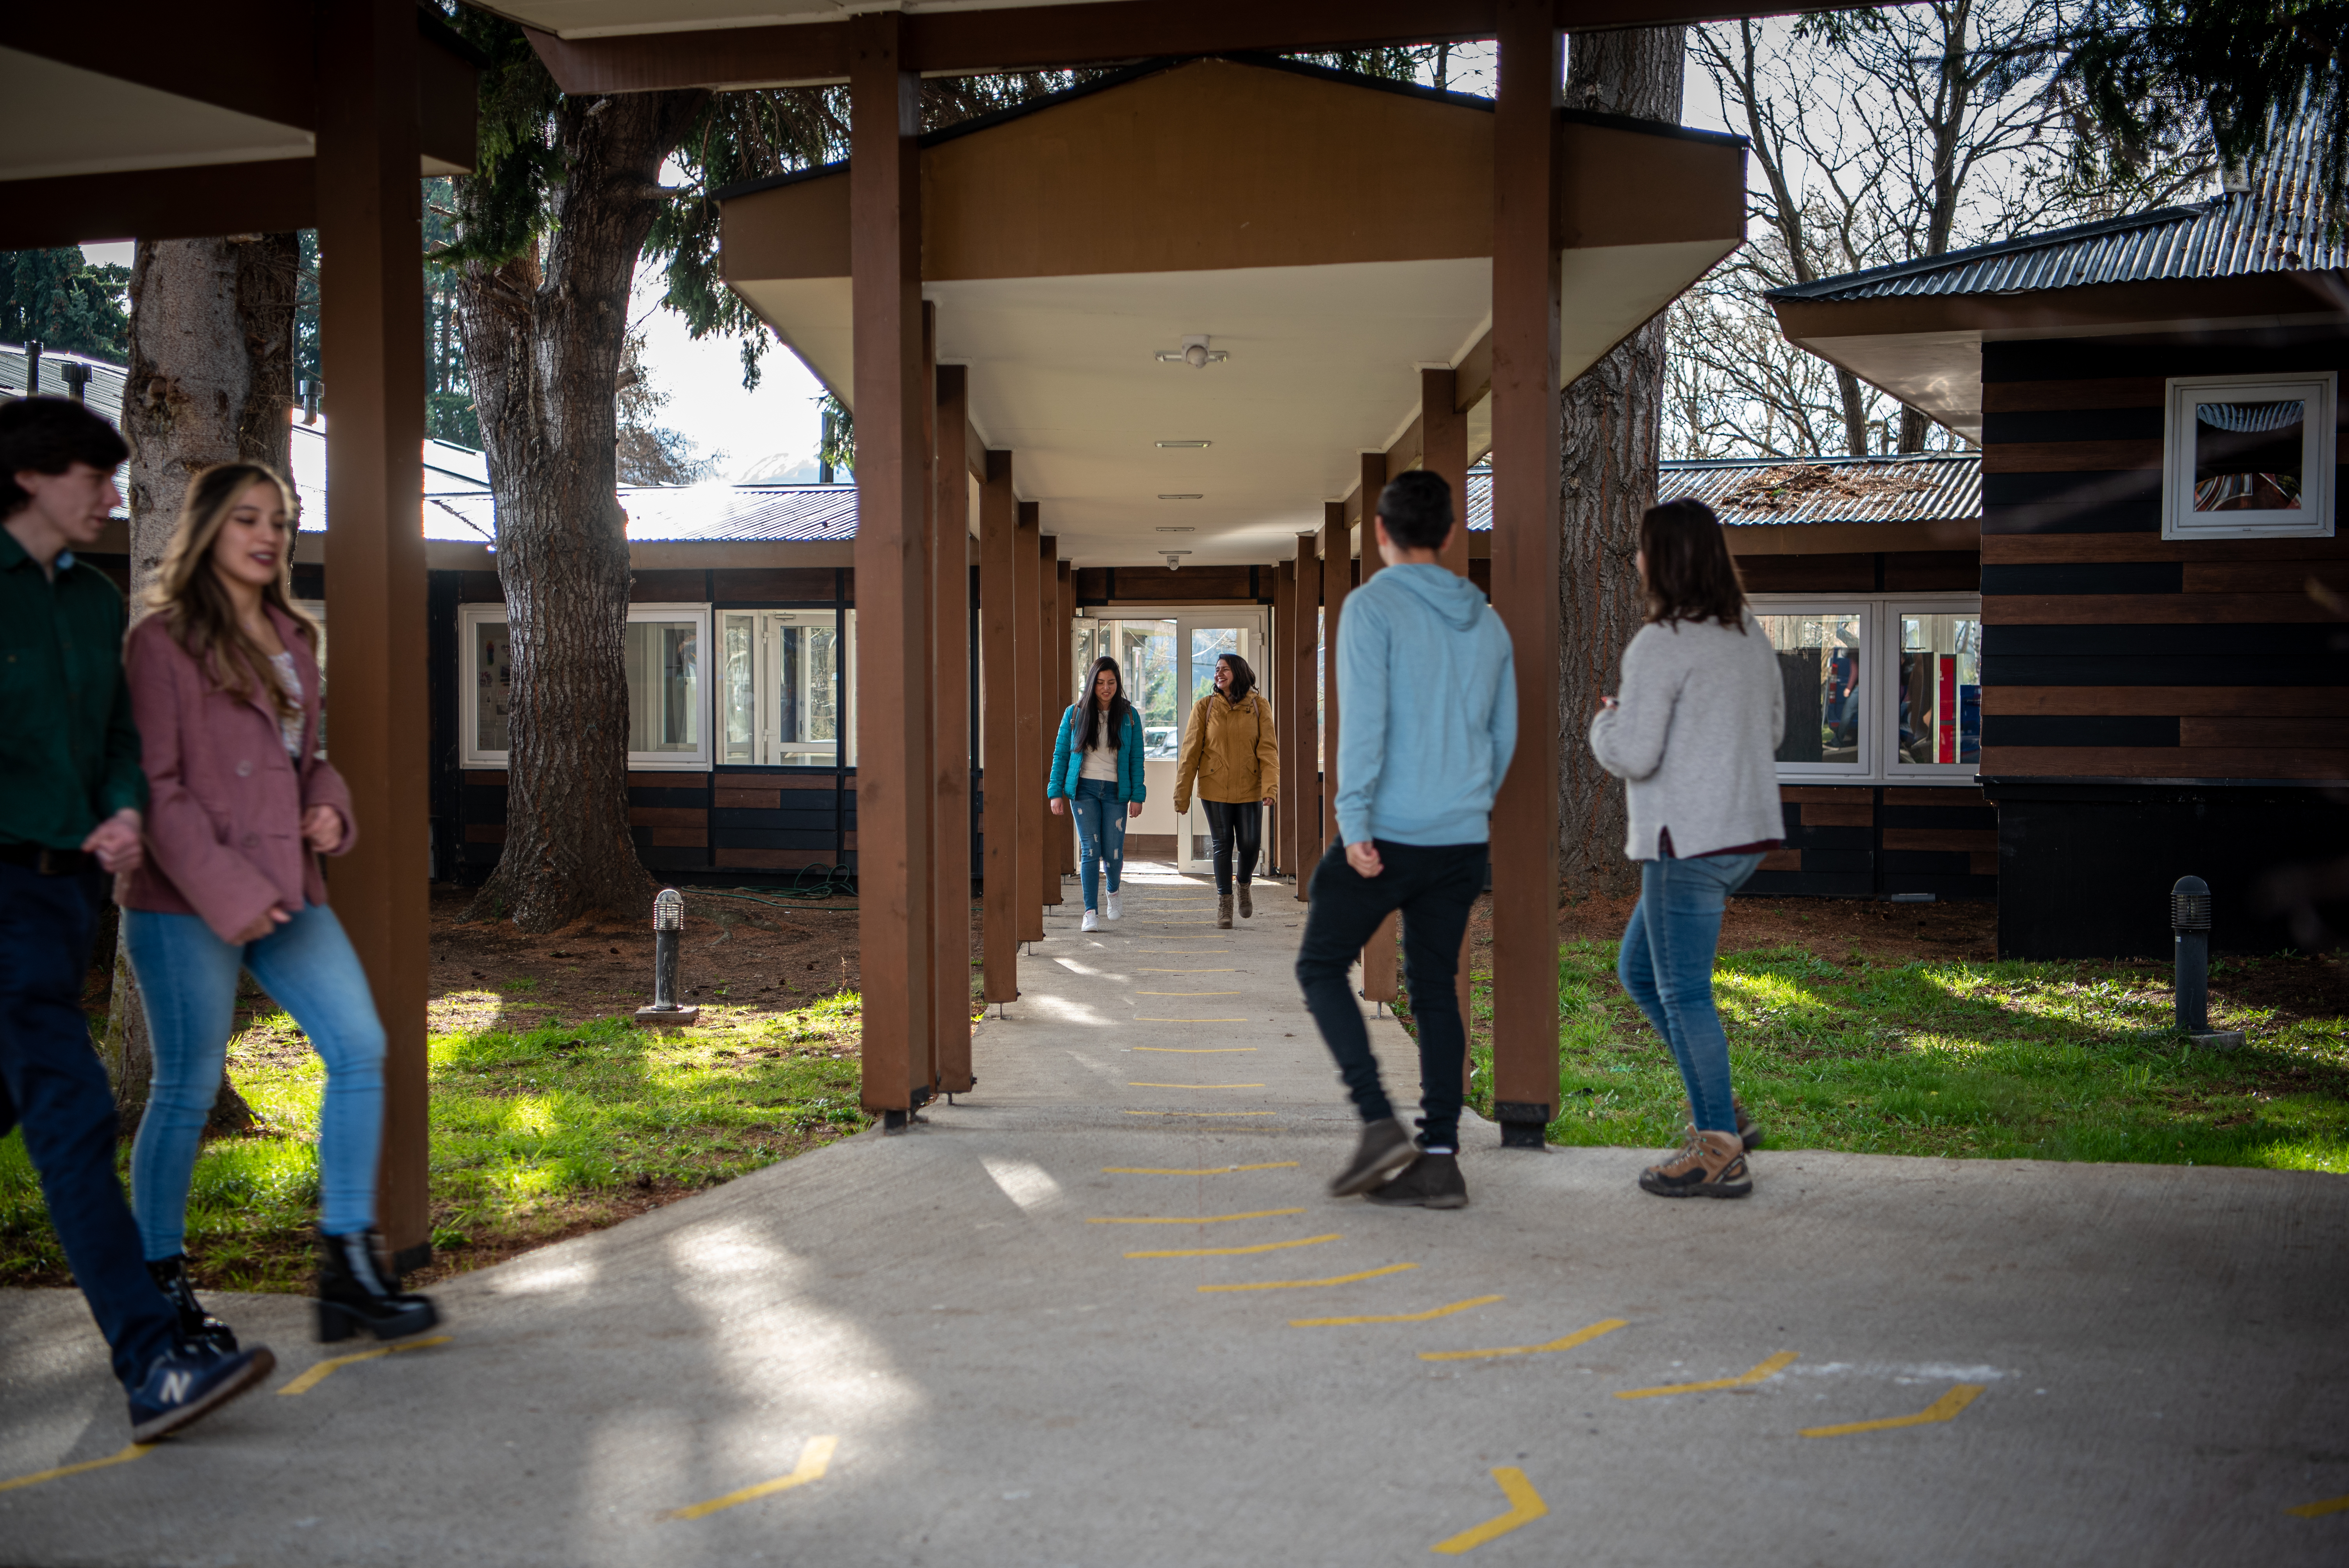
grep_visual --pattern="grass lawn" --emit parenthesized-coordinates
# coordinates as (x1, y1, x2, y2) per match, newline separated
(1434, 941, 2349, 1172)
(0, 994, 870, 1292)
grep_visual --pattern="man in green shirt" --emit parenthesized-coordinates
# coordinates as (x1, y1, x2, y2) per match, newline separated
(0, 396, 274, 1439)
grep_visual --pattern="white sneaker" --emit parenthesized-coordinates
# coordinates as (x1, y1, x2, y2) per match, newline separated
(1081, 909, 1101, 932)
(1104, 890, 1122, 921)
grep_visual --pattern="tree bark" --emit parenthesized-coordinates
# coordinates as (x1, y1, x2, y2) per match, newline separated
(1558, 27, 1686, 899)
(454, 90, 708, 932)
(115, 233, 299, 1132)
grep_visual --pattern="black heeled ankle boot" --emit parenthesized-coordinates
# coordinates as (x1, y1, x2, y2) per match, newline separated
(315, 1227, 439, 1344)
(148, 1254, 238, 1353)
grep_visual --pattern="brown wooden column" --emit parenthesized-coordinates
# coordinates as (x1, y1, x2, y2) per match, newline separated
(1056, 560, 1075, 880)
(1488, 1, 1564, 1149)
(1291, 531, 1322, 898)
(979, 450, 1021, 1000)
(1269, 558, 1294, 877)
(316, 0, 429, 1267)
(1355, 451, 1398, 1006)
(1319, 502, 1350, 859)
(1423, 365, 1477, 1031)
(1036, 531, 1063, 911)
(848, 11, 932, 1123)
(933, 362, 972, 1090)
(1014, 502, 1044, 941)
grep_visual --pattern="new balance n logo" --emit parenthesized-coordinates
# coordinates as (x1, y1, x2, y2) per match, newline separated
(157, 1369, 195, 1404)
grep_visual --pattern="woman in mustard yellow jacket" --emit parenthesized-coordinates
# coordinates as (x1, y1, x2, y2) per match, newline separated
(1173, 652, 1280, 927)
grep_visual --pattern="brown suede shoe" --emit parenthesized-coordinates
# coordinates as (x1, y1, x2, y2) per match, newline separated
(1638, 1129, 1752, 1199)
(1329, 1117, 1416, 1196)
(1681, 1096, 1764, 1151)
(1238, 884, 1253, 918)
(1216, 894, 1234, 928)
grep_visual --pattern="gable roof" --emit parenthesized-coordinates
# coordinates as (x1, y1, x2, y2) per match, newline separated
(1465, 453, 1980, 535)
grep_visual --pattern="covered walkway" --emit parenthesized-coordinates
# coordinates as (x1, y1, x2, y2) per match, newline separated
(5, 880, 2347, 1563)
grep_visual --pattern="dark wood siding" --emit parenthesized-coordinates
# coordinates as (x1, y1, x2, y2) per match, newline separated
(1740, 785, 1997, 902)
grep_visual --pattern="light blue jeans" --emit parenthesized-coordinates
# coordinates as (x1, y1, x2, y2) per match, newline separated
(1617, 851, 1765, 1137)
(123, 903, 387, 1255)
(1068, 777, 1128, 910)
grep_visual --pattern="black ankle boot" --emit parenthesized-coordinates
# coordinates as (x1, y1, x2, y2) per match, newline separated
(315, 1228, 439, 1344)
(147, 1254, 238, 1353)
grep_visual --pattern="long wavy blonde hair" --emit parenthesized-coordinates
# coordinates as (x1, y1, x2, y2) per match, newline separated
(144, 461, 318, 720)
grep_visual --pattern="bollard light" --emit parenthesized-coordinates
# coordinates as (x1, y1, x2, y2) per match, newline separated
(2171, 875, 2241, 1049)
(634, 888, 700, 1028)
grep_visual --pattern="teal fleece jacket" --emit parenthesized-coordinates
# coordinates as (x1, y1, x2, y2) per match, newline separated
(1048, 704, 1148, 802)
(1333, 563, 1517, 847)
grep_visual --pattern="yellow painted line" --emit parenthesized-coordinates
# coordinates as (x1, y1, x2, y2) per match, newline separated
(1134, 1017, 1251, 1023)
(277, 1334, 452, 1395)
(1430, 1467, 1548, 1555)
(1199, 1263, 1417, 1292)
(1126, 1233, 1339, 1259)
(1126, 1081, 1266, 1089)
(1088, 1208, 1306, 1225)
(1615, 1351, 1799, 1401)
(1103, 1162, 1301, 1174)
(1136, 991, 1243, 996)
(1419, 1317, 1627, 1363)
(1123, 1110, 1274, 1118)
(1137, 968, 1239, 972)
(2288, 1493, 2349, 1518)
(1293, 1295, 1504, 1327)
(0, 1443, 152, 1495)
(1132, 1046, 1257, 1054)
(663, 1435, 838, 1521)
(1800, 1383, 1984, 1438)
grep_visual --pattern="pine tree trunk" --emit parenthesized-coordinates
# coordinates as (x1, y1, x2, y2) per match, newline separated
(1558, 27, 1686, 900)
(116, 234, 299, 1132)
(454, 90, 707, 932)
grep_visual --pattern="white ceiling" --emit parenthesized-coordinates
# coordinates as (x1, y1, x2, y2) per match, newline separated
(0, 47, 313, 182)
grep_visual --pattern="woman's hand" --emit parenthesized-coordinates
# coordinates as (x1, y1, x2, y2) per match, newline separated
(231, 905, 293, 945)
(301, 804, 345, 853)
(1049, 797, 1066, 816)
(1599, 694, 1618, 711)
(1127, 802, 1143, 819)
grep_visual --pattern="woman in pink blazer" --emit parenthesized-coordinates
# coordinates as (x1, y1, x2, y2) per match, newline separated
(119, 462, 435, 1347)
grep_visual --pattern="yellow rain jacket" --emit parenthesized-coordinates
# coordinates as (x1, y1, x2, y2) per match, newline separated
(1173, 689, 1280, 812)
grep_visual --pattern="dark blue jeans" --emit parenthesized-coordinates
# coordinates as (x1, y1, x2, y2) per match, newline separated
(1296, 840, 1485, 1149)
(1068, 777, 1127, 909)
(0, 862, 178, 1390)
(1617, 850, 1765, 1136)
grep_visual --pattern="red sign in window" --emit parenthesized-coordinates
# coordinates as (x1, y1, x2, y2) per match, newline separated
(1937, 655, 1957, 764)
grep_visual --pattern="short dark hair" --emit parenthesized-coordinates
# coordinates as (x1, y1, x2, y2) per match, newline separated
(1639, 498, 1747, 631)
(0, 397, 128, 517)
(1375, 470, 1454, 552)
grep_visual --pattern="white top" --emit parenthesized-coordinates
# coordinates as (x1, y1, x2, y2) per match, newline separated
(1079, 711, 1119, 780)
(267, 651, 305, 759)
(1587, 611, 1785, 860)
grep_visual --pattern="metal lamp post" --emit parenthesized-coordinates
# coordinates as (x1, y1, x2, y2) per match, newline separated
(634, 887, 700, 1028)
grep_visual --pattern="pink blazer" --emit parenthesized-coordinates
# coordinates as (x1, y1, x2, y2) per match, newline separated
(116, 605, 356, 944)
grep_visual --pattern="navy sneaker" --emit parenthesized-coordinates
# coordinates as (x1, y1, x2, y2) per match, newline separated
(128, 1341, 276, 1442)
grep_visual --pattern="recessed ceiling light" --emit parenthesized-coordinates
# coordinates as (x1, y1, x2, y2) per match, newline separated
(1155, 439, 1212, 449)
(1157, 494, 1203, 501)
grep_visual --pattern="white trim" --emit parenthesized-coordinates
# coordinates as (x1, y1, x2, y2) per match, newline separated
(1749, 593, 1984, 786)
(1882, 594, 1984, 780)
(1749, 597, 1872, 781)
(457, 602, 718, 772)
(2162, 370, 2337, 540)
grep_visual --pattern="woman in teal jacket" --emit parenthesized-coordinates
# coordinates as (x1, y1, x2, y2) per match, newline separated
(1050, 656, 1148, 931)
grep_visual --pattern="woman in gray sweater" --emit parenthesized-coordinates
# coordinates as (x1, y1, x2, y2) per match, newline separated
(1589, 499, 1784, 1199)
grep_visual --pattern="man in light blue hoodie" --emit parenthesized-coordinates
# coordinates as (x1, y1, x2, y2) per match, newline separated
(1300, 470, 1515, 1209)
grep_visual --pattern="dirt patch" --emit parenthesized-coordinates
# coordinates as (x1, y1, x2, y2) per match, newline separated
(1460, 890, 2000, 970)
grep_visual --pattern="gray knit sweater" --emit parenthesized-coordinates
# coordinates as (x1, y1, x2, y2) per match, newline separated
(1587, 611, 1785, 861)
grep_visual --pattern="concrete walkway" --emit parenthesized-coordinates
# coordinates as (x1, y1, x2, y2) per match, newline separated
(4, 862, 2347, 1566)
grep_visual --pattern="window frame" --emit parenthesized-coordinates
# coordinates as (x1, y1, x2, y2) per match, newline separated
(1880, 594, 1984, 781)
(719, 606, 850, 768)
(2161, 369, 2337, 540)
(1749, 597, 1875, 782)
(458, 601, 716, 772)
(1747, 593, 1984, 786)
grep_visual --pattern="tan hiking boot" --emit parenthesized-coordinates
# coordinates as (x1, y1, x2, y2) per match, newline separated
(1238, 884, 1253, 918)
(1638, 1128, 1752, 1199)
(1681, 1095, 1763, 1151)
(1217, 894, 1233, 928)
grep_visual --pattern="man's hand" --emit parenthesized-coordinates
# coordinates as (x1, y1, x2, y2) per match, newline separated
(1345, 839, 1383, 878)
(1049, 797, 1066, 816)
(81, 809, 143, 875)
(301, 805, 345, 853)
(1126, 802, 1143, 819)
(1599, 694, 1618, 711)
(230, 906, 294, 945)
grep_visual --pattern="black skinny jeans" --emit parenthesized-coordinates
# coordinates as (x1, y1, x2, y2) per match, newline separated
(1201, 799, 1261, 894)
(1294, 839, 1485, 1149)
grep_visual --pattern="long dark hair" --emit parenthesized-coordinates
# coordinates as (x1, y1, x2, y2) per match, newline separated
(1639, 498, 1747, 633)
(1217, 652, 1256, 706)
(1078, 656, 1132, 750)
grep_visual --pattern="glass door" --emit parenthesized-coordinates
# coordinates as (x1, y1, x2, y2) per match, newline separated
(1173, 612, 1268, 874)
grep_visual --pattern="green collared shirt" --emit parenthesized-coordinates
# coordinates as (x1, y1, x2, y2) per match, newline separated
(0, 527, 146, 849)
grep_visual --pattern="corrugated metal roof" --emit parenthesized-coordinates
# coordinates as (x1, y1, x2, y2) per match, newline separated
(1768, 116, 2346, 303)
(1463, 453, 1978, 531)
(420, 483, 860, 546)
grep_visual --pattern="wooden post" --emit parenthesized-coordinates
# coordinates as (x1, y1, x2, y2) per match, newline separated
(848, 11, 932, 1123)
(1269, 557, 1293, 878)
(1423, 366, 1477, 1033)
(1488, 1, 1564, 1149)
(1014, 502, 1043, 942)
(1319, 502, 1350, 861)
(1291, 531, 1322, 897)
(1355, 451, 1398, 1006)
(934, 361, 972, 1089)
(315, 0, 429, 1269)
(1036, 531, 1062, 911)
(980, 451, 1020, 1001)
(1057, 559, 1075, 881)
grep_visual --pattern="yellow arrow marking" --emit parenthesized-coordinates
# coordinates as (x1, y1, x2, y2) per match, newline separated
(1431, 1467, 1548, 1555)
(277, 1335, 452, 1395)
(1136, 968, 1240, 972)
(1294, 1295, 1503, 1327)
(0, 1444, 153, 1495)
(1801, 1384, 1984, 1437)
(1616, 1351, 1798, 1400)
(1126, 1233, 1339, 1258)
(663, 1436, 838, 1521)
(1419, 1317, 1627, 1363)
(1087, 1208, 1306, 1225)
(1103, 1162, 1300, 1174)
(2288, 1493, 2349, 1518)
(1136, 991, 1243, 996)
(1123, 1110, 1274, 1118)
(1134, 1017, 1251, 1023)
(1126, 1081, 1266, 1089)
(1200, 1263, 1417, 1292)
(1131, 1046, 1257, 1053)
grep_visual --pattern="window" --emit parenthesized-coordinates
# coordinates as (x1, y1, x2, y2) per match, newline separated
(458, 602, 715, 770)
(721, 609, 845, 766)
(2163, 371, 2337, 539)
(1748, 595, 1982, 784)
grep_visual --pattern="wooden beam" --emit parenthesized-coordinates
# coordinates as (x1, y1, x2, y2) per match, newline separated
(1355, 450, 1398, 1007)
(1486, 1, 1563, 1150)
(1422, 364, 1477, 1031)
(933, 359, 973, 1092)
(1038, 534, 1065, 909)
(314, 0, 430, 1271)
(1014, 502, 1045, 942)
(848, 11, 933, 1122)
(1269, 556, 1294, 878)
(1320, 502, 1351, 861)
(0, 159, 316, 251)
(1057, 560, 1077, 881)
(1292, 531, 1324, 898)
(979, 451, 1021, 1003)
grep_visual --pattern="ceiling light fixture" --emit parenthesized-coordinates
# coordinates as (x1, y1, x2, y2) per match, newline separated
(1155, 334, 1227, 369)
(1155, 439, 1212, 449)
(1157, 493, 1203, 501)
(1161, 550, 1191, 570)
(1155, 526, 1194, 533)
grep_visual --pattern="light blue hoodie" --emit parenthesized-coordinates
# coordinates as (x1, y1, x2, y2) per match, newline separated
(1333, 563, 1517, 848)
